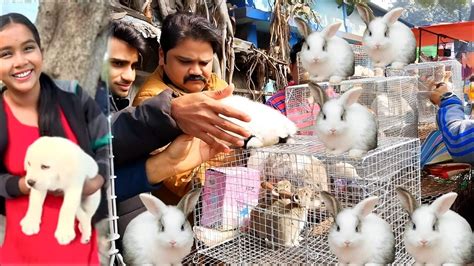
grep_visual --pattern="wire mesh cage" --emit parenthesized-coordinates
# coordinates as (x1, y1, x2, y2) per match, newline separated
(285, 76, 419, 138)
(386, 60, 464, 138)
(352, 44, 373, 69)
(191, 136, 420, 264)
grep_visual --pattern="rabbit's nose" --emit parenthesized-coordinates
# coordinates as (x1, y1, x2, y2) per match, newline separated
(344, 241, 351, 247)
(419, 240, 428, 246)
(27, 179, 36, 187)
(330, 129, 337, 134)
(169, 240, 177, 247)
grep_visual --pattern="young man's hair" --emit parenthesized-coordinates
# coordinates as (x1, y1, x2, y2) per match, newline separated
(109, 20, 147, 59)
(160, 12, 222, 60)
(290, 39, 305, 65)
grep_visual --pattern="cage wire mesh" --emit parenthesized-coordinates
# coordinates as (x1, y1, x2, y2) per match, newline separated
(285, 76, 419, 138)
(386, 60, 464, 140)
(192, 136, 420, 264)
(352, 44, 373, 69)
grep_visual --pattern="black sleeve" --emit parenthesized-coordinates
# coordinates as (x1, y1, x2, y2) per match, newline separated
(111, 89, 182, 166)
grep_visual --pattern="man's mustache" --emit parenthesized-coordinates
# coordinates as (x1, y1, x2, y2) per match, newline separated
(184, 75, 206, 83)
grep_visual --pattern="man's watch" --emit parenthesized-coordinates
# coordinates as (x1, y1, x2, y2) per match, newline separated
(440, 91, 456, 102)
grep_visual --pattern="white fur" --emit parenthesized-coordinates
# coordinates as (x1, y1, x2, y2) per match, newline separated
(219, 95, 297, 148)
(398, 191, 473, 264)
(322, 194, 395, 264)
(22, 136, 101, 245)
(299, 22, 355, 83)
(123, 189, 201, 265)
(361, 8, 416, 68)
(314, 87, 377, 158)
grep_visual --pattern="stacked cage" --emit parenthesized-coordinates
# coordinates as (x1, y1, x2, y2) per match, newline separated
(285, 76, 419, 138)
(386, 60, 464, 141)
(191, 136, 421, 264)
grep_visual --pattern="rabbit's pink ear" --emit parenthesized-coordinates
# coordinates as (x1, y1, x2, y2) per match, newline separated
(396, 187, 418, 215)
(323, 22, 342, 39)
(341, 86, 363, 108)
(383, 7, 404, 25)
(139, 193, 167, 218)
(431, 192, 457, 217)
(321, 191, 342, 217)
(356, 4, 374, 25)
(177, 188, 202, 216)
(294, 17, 311, 38)
(354, 196, 378, 218)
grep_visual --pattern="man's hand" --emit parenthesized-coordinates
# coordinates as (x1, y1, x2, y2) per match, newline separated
(429, 82, 449, 106)
(145, 134, 222, 184)
(170, 84, 251, 153)
(19, 177, 30, 195)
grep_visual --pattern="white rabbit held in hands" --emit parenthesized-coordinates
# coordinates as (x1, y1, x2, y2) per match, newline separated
(396, 187, 473, 265)
(357, 5, 416, 69)
(320, 191, 395, 264)
(122, 188, 202, 265)
(295, 18, 355, 84)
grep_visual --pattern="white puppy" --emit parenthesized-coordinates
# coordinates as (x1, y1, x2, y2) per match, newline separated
(21, 136, 101, 245)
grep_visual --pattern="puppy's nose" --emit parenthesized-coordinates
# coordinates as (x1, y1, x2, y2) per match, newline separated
(27, 179, 36, 187)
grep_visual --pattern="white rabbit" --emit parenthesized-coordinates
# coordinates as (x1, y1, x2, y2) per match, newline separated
(312, 85, 378, 158)
(357, 5, 416, 69)
(122, 188, 202, 266)
(321, 191, 395, 264)
(295, 18, 355, 84)
(396, 187, 473, 265)
(219, 95, 297, 148)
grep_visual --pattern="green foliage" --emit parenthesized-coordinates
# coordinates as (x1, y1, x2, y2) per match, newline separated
(438, 0, 468, 12)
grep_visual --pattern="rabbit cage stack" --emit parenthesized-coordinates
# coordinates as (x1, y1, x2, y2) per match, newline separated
(386, 60, 464, 141)
(191, 136, 420, 264)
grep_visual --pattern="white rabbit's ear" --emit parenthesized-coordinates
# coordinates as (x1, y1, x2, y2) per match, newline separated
(356, 3, 374, 25)
(308, 82, 328, 106)
(340, 86, 363, 108)
(383, 7, 404, 25)
(431, 192, 457, 217)
(322, 22, 342, 39)
(353, 196, 379, 218)
(139, 193, 167, 218)
(396, 187, 418, 215)
(177, 188, 202, 216)
(321, 191, 342, 217)
(294, 17, 311, 38)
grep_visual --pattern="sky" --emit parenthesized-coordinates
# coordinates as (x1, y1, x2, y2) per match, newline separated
(0, 0, 39, 22)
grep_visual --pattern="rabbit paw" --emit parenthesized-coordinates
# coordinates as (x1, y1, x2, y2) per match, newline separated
(55, 226, 76, 245)
(20, 215, 41, 235)
(348, 149, 366, 159)
(329, 76, 343, 85)
(391, 61, 406, 69)
(374, 67, 385, 77)
(245, 137, 264, 148)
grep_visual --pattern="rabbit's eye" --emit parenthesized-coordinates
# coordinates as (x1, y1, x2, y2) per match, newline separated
(322, 43, 326, 51)
(336, 225, 340, 232)
(384, 30, 389, 37)
(41, 164, 50, 170)
(323, 114, 327, 120)
(340, 113, 345, 121)
(412, 223, 416, 230)
(159, 224, 164, 231)
(432, 223, 437, 231)
(181, 224, 185, 231)
(368, 31, 372, 36)
(355, 225, 360, 233)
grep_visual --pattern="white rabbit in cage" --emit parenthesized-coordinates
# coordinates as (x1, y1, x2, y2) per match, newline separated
(312, 85, 378, 158)
(321, 191, 396, 264)
(219, 95, 297, 148)
(294, 18, 355, 84)
(357, 6, 416, 69)
(396, 187, 473, 265)
(122, 189, 201, 265)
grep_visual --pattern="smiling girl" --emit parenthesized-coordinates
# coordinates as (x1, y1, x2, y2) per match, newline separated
(0, 13, 109, 264)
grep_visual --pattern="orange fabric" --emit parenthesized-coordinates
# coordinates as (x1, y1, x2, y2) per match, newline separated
(412, 21, 474, 46)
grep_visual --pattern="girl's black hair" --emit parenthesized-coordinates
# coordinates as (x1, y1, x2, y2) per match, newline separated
(0, 13, 66, 137)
